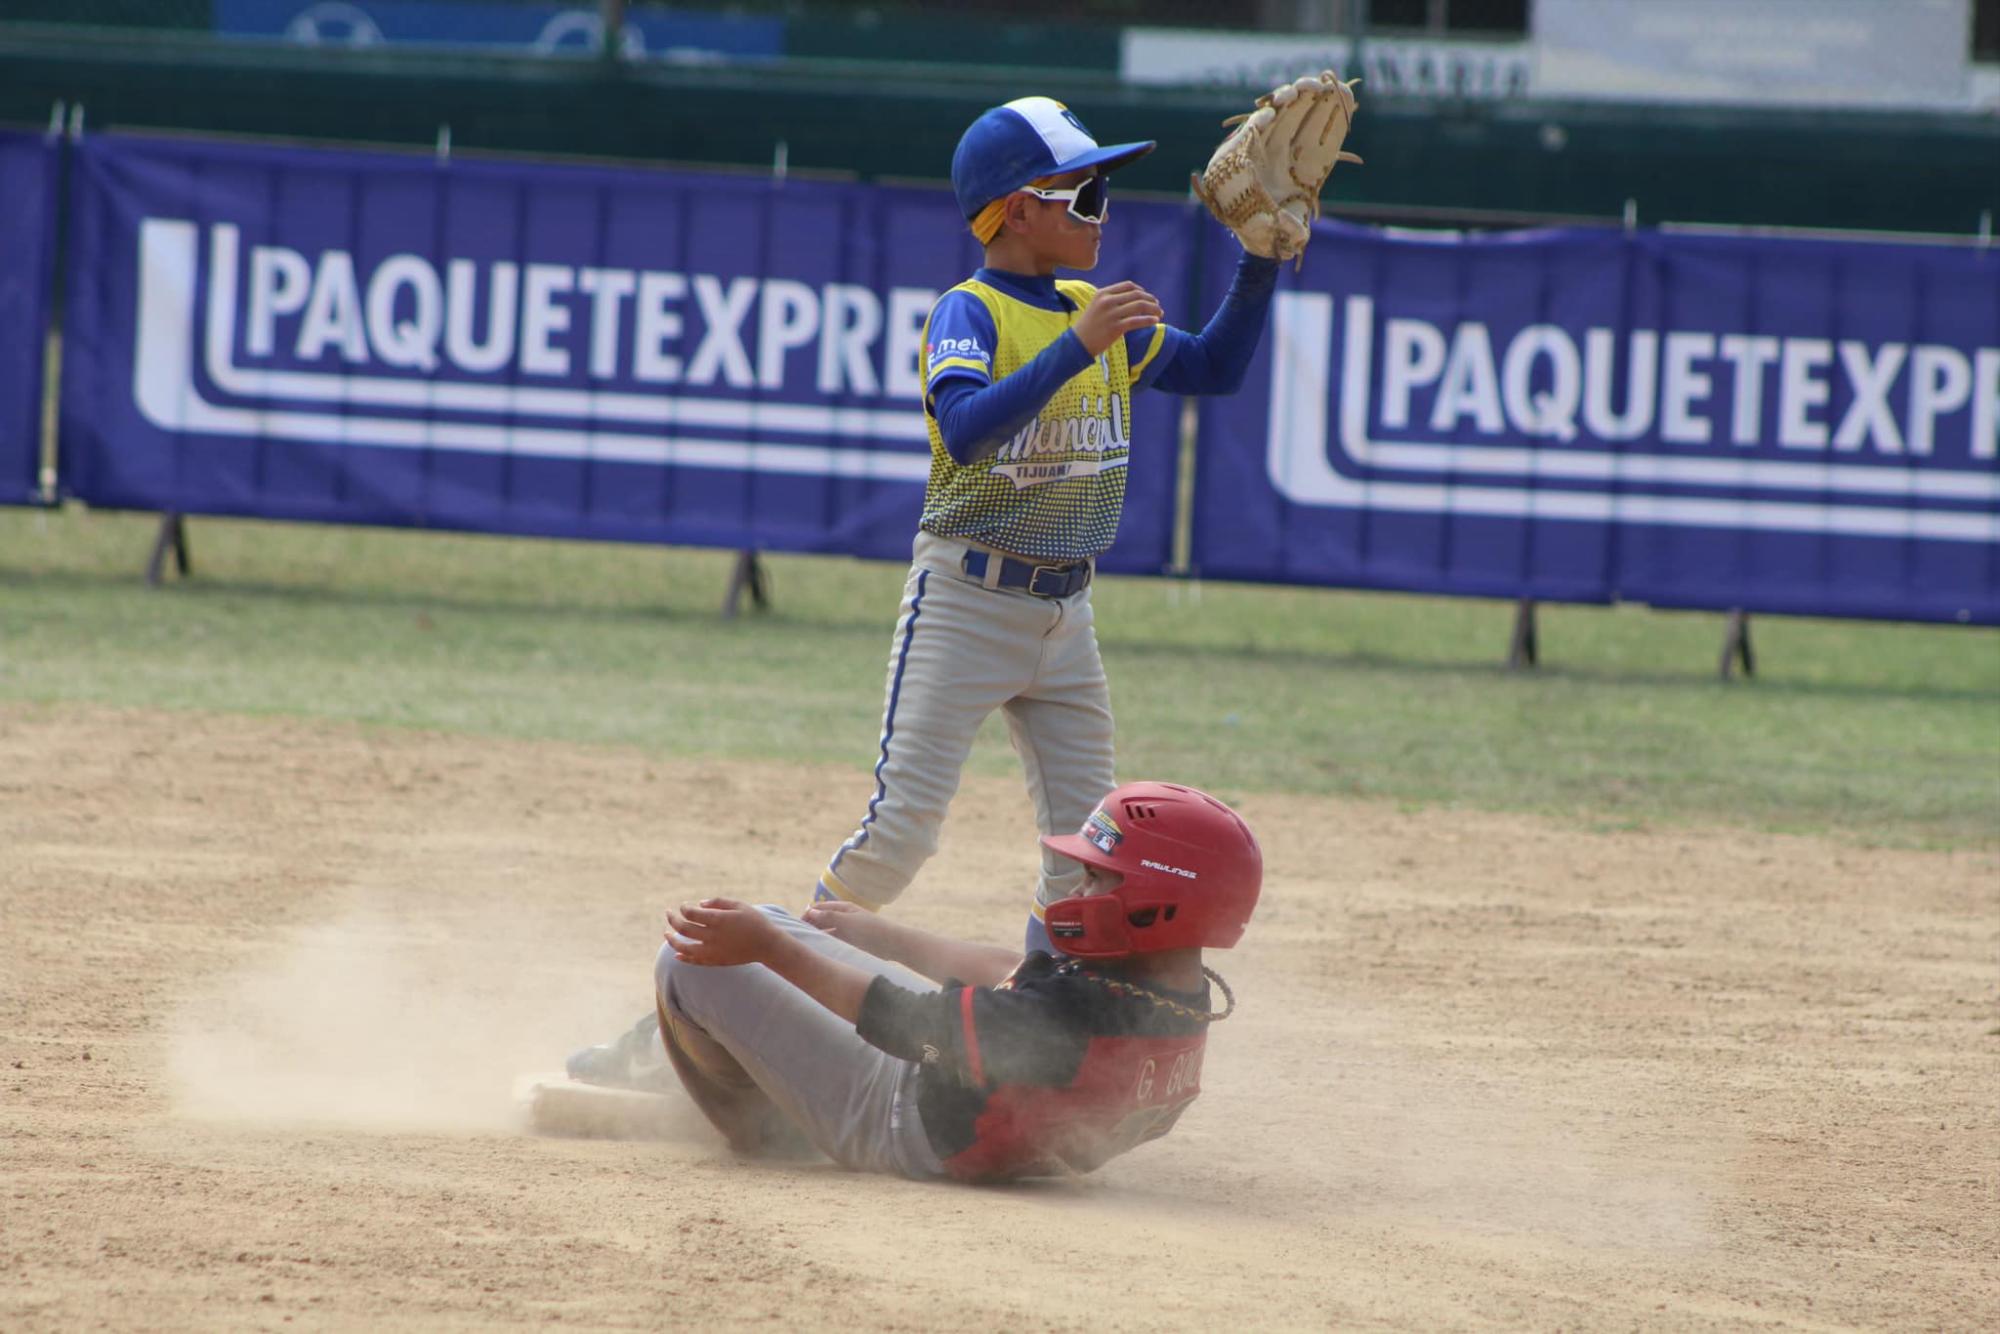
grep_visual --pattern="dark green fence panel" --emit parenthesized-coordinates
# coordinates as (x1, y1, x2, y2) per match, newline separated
(1, 33, 1994, 235)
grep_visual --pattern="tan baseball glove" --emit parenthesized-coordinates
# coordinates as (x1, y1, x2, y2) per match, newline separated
(1191, 71, 1362, 263)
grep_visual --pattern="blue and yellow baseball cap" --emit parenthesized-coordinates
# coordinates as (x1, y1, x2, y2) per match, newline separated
(950, 97, 1155, 221)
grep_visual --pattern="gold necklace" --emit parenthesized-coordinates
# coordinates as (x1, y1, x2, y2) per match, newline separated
(1069, 964, 1236, 1023)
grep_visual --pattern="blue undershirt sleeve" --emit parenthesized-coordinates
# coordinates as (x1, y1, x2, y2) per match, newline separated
(1130, 252, 1282, 396)
(928, 332, 1095, 466)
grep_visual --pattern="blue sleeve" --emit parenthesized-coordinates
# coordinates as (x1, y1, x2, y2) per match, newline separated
(1130, 252, 1281, 396)
(929, 331, 1094, 466)
(923, 291, 999, 393)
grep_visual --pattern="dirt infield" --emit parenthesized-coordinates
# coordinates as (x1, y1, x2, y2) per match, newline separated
(3, 702, 1994, 1330)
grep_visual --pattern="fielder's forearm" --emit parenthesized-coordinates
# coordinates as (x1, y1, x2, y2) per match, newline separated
(1145, 252, 1280, 395)
(929, 331, 1094, 464)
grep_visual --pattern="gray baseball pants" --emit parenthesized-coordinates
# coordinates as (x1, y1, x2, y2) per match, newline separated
(654, 906, 946, 1179)
(816, 530, 1118, 938)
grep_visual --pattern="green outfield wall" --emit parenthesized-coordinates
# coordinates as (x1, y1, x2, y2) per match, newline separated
(1, 29, 1995, 235)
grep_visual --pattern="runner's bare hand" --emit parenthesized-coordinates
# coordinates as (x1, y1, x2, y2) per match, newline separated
(665, 898, 781, 967)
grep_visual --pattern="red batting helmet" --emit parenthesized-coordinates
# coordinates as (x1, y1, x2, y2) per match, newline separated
(1039, 782, 1262, 959)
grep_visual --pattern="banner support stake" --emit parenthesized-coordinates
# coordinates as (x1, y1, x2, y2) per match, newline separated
(722, 550, 769, 618)
(45, 101, 65, 141)
(436, 124, 452, 164)
(1623, 198, 1637, 232)
(1507, 598, 1538, 670)
(1717, 609, 1755, 680)
(146, 513, 192, 587)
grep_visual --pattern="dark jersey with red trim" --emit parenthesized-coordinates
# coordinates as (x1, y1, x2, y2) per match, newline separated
(854, 952, 1212, 1182)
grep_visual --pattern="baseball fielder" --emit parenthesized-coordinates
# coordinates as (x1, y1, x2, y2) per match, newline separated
(657, 783, 1261, 1181)
(817, 83, 1359, 948)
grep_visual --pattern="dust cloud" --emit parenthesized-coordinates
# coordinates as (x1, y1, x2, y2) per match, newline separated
(164, 899, 1714, 1257)
(165, 899, 653, 1133)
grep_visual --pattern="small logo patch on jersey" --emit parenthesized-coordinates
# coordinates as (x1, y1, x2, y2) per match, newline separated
(1083, 810, 1123, 855)
(926, 337, 992, 372)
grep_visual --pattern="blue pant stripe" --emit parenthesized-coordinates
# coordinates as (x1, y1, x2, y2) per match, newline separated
(830, 569, 929, 875)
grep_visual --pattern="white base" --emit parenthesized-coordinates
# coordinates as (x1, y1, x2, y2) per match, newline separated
(515, 1072, 681, 1141)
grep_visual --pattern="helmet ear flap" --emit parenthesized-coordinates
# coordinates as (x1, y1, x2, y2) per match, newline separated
(1042, 893, 1133, 959)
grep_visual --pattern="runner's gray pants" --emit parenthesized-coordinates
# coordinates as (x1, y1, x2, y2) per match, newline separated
(654, 907, 946, 1180)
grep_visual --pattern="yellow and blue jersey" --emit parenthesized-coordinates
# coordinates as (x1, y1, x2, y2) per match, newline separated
(919, 272, 1168, 563)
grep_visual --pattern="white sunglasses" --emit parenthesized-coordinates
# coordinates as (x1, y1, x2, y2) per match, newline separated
(1017, 173, 1110, 225)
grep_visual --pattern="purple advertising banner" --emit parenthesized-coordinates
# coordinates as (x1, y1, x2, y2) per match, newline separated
(55, 131, 1998, 622)
(1193, 220, 2000, 624)
(60, 133, 1194, 572)
(0, 131, 57, 507)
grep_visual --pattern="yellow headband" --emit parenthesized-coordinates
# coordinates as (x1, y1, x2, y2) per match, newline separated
(970, 174, 1066, 246)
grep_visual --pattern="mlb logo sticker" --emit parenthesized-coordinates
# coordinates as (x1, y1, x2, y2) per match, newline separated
(1082, 809, 1122, 855)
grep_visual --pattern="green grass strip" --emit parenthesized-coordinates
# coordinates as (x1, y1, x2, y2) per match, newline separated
(4, 507, 1995, 848)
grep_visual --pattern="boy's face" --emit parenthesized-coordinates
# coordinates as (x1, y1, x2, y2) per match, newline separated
(1007, 168, 1102, 270)
(1079, 861, 1124, 897)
